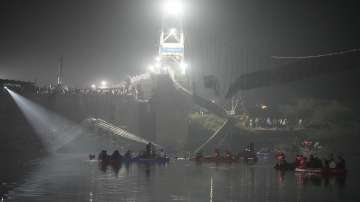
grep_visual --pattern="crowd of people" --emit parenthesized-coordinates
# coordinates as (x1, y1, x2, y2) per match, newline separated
(140, 142, 167, 159)
(93, 149, 133, 162)
(93, 143, 168, 163)
(7, 77, 147, 99)
(34, 85, 140, 97)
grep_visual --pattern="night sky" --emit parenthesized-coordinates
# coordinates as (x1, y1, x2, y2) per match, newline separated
(1, 0, 359, 90)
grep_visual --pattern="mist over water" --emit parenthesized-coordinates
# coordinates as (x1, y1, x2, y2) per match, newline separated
(4, 154, 360, 202)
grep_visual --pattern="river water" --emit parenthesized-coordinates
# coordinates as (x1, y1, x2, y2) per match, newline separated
(3, 154, 360, 202)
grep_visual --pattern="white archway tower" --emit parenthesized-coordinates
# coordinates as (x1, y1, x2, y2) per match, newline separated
(159, 0, 189, 88)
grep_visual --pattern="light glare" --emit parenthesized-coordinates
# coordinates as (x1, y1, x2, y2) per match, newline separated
(163, 0, 184, 17)
(170, 28, 177, 34)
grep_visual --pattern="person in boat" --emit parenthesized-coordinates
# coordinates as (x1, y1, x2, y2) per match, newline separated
(146, 142, 152, 158)
(98, 150, 108, 161)
(298, 155, 306, 168)
(89, 154, 96, 160)
(307, 155, 315, 168)
(325, 153, 337, 169)
(110, 150, 122, 162)
(295, 155, 301, 167)
(275, 151, 287, 167)
(151, 148, 157, 158)
(159, 149, 165, 158)
(275, 151, 282, 159)
(246, 143, 254, 153)
(336, 155, 346, 169)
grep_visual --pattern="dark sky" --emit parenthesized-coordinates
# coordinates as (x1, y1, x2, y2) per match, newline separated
(1, 0, 359, 88)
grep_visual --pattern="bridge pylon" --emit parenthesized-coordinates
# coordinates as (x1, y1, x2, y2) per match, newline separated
(157, 0, 190, 90)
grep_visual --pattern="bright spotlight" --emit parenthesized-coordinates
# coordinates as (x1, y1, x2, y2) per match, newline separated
(163, 0, 184, 17)
(91, 84, 96, 89)
(170, 28, 177, 34)
(99, 81, 108, 89)
(155, 56, 161, 62)
(5, 88, 84, 151)
(148, 65, 155, 73)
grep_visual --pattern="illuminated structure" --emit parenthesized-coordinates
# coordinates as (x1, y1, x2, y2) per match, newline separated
(155, 0, 189, 88)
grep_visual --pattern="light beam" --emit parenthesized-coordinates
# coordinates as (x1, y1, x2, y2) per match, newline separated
(5, 88, 85, 152)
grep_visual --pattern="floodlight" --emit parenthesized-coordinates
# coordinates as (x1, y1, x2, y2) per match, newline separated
(155, 56, 161, 62)
(91, 84, 96, 89)
(101, 81, 107, 86)
(170, 28, 177, 34)
(163, 0, 184, 17)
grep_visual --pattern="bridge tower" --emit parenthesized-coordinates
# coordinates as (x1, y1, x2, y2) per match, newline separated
(157, 0, 189, 88)
(150, 0, 192, 150)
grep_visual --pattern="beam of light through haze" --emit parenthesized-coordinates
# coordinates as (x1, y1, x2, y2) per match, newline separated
(5, 88, 84, 152)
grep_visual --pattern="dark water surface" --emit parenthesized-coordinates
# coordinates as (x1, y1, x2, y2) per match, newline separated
(4, 154, 360, 202)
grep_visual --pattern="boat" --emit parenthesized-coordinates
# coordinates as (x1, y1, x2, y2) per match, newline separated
(98, 157, 170, 164)
(191, 155, 257, 163)
(322, 168, 347, 175)
(132, 157, 170, 164)
(256, 148, 272, 159)
(192, 156, 239, 163)
(98, 158, 122, 165)
(295, 167, 347, 176)
(274, 162, 295, 171)
(295, 167, 322, 174)
(237, 151, 258, 161)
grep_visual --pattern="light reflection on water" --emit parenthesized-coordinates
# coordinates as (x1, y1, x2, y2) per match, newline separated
(5, 154, 360, 202)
